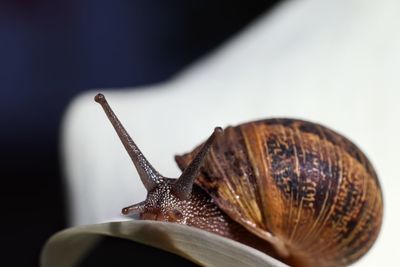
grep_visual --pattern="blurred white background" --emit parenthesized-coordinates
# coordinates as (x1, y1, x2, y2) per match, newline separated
(62, 0, 400, 266)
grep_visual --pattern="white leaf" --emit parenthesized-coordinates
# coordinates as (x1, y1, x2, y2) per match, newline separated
(41, 220, 288, 267)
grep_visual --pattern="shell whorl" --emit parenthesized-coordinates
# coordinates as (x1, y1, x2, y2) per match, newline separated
(176, 119, 383, 267)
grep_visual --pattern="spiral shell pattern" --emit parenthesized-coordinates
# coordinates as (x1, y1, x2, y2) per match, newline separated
(176, 119, 383, 266)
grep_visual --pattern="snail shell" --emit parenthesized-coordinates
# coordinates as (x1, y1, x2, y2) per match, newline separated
(175, 119, 383, 267)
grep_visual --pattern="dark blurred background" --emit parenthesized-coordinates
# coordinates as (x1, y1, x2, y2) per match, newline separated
(0, 0, 282, 266)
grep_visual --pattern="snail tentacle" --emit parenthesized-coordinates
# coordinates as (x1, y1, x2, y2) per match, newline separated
(172, 127, 223, 200)
(95, 93, 163, 191)
(121, 201, 146, 215)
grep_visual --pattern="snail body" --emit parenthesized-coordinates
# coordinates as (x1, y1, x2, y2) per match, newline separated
(95, 94, 383, 267)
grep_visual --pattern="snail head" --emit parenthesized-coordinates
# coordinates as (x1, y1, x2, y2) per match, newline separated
(95, 93, 222, 223)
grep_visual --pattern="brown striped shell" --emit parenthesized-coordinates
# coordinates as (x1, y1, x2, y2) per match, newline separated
(175, 119, 383, 267)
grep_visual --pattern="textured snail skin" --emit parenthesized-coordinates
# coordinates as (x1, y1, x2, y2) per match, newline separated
(138, 178, 286, 263)
(175, 119, 383, 267)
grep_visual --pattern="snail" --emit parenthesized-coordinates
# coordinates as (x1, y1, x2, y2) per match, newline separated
(95, 93, 383, 267)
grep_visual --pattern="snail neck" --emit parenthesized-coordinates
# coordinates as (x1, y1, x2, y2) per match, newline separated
(183, 185, 236, 238)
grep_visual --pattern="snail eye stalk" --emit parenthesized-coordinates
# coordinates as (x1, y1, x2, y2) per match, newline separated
(172, 127, 223, 200)
(95, 93, 163, 191)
